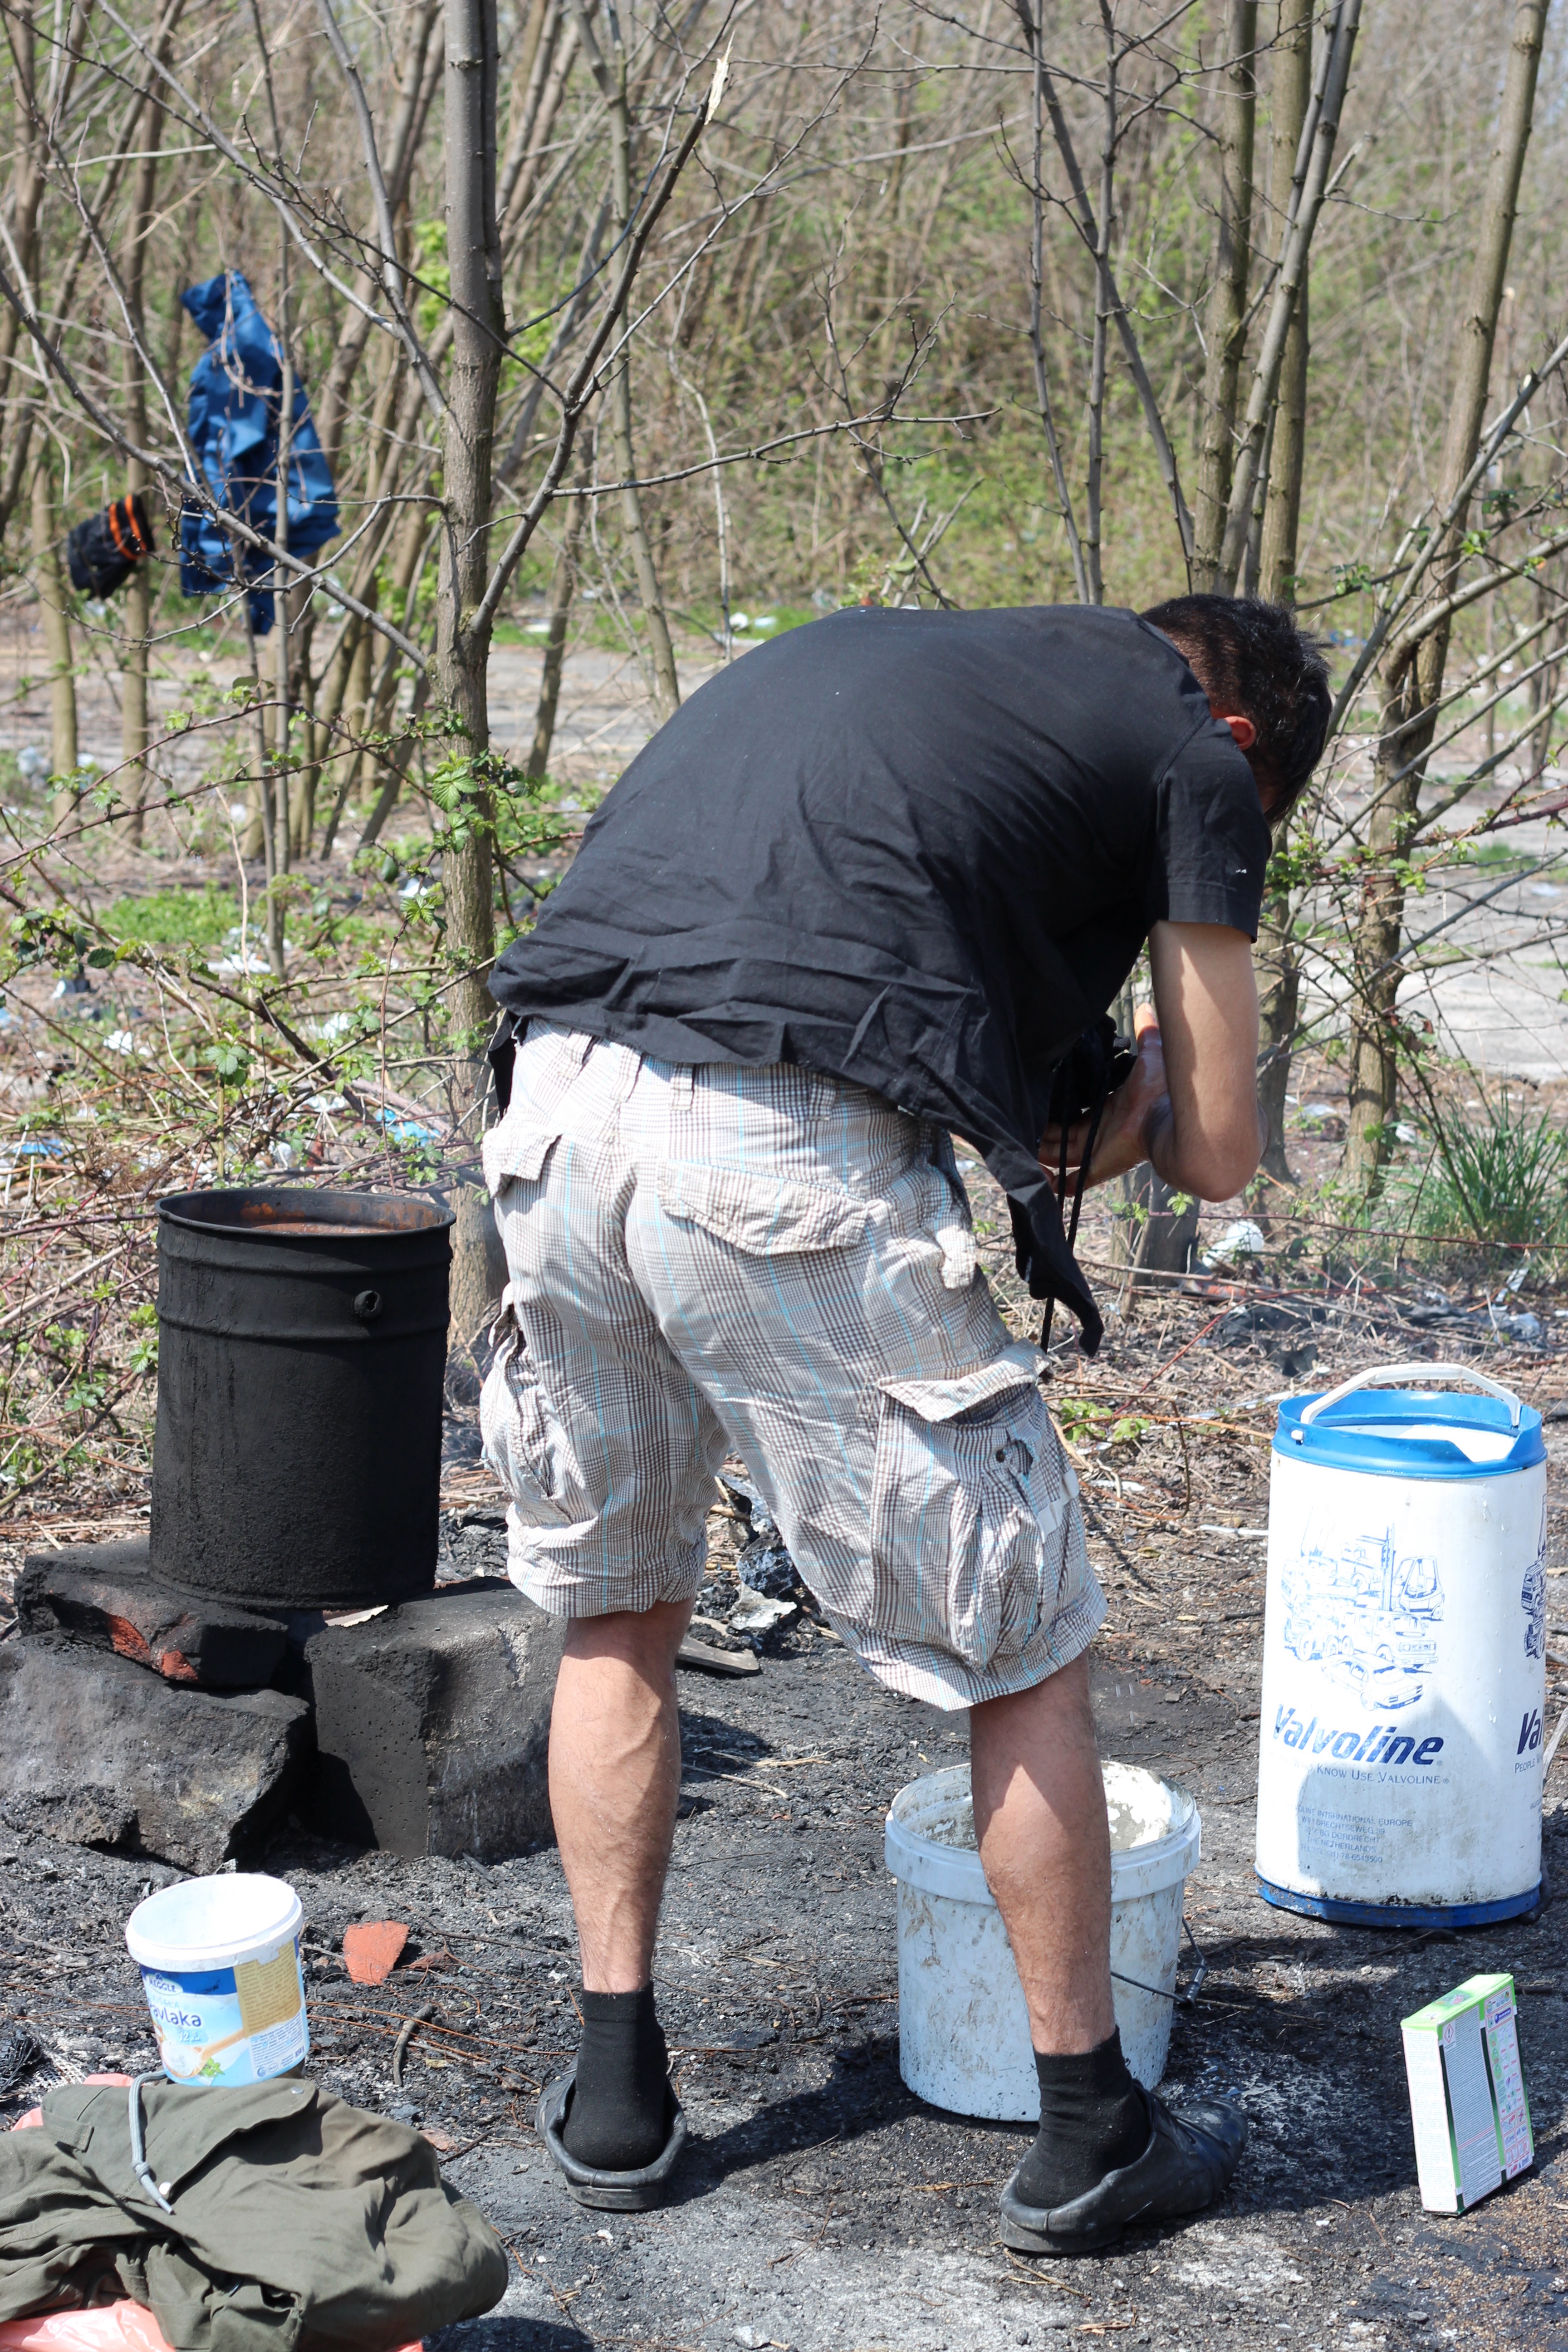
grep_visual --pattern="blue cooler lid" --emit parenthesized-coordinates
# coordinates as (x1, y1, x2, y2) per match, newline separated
(1275, 1362, 1544, 1480)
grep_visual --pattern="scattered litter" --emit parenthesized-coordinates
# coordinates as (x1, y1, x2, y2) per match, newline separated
(1299, 1103, 1341, 1122)
(730, 1589, 798, 1635)
(718, 1469, 776, 1532)
(307, 1092, 348, 1113)
(718, 1470, 800, 1595)
(343, 1920, 410, 1986)
(15, 747, 47, 781)
(1394, 1122, 1421, 1144)
(1402, 1973, 1532, 2212)
(103, 1032, 151, 1059)
(373, 1108, 438, 1146)
(125, 1873, 309, 2086)
(51, 976, 92, 1000)
(1201, 1219, 1266, 1270)
(0, 1139, 65, 1165)
(0, 2297, 182, 2352)
(737, 1538, 795, 1597)
(0, 2024, 39, 2095)
(676, 1633, 760, 1678)
(209, 949, 270, 976)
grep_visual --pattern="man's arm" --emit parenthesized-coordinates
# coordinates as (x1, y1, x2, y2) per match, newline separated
(1042, 921, 1265, 1200)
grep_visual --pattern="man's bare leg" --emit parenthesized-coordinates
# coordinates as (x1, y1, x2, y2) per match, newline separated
(974, 1650, 1246, 2246)
(969, 1651, 1115, 2052)
(546, 1599, 692, 2171)
(549, 1598, 693, 1990)
(970, 1651, 1146, 2215)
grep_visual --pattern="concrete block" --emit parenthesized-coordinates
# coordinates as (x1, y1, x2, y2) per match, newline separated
(15, 1539, 288, 1688)
(0, 1635, 310, 1872)
(303, 1578, 567, 1860)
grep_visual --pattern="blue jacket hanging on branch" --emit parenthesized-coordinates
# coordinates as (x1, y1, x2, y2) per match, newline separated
(178, 271, 339, 633)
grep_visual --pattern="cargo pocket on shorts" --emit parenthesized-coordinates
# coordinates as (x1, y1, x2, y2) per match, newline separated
(481, 1119, 559, 1196)
(869, 1346, 1065, 1669)
(479, 1293, 583, 1529)
(655, 1162, 870, 1252)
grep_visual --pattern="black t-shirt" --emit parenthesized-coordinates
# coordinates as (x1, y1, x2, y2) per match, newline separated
(490, 604, 1269, 1352)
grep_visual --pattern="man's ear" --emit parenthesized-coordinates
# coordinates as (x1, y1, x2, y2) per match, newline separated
(1218, 713, 1257, 752)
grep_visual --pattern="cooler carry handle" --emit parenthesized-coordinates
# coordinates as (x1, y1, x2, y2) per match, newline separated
(1300, 1361, 1522, 1431)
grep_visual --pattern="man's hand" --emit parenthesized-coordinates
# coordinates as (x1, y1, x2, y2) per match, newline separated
(1039, 923, 1265, 1200)
(1039, 1006, 1167, 1192)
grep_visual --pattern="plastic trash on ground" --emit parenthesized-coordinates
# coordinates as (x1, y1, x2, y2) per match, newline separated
(0, 2307, 421, 2352)
(1402, 1972, 1533, 2212)
(1201, 1218, 1266, 1270)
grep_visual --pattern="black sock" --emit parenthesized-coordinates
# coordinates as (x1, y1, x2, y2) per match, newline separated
(562, 1986, 670, 2170)
(1011, 2029, 1150, 2210)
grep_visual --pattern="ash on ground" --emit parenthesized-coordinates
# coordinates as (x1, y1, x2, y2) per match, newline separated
(4, 1151, 1568, 2352)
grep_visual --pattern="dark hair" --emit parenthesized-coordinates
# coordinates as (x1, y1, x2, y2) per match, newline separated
(1140, 593, 1331, 819)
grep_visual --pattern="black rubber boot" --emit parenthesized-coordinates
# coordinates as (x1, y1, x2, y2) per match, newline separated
(1000, 2088, 1248, 2257)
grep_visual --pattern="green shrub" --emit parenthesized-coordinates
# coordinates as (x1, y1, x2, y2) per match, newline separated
(102, 887, 241, 950)
(1389, 1093, 1568, 1252)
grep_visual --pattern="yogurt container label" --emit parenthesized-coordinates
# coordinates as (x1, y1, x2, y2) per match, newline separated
(139, 1937, 308, 2085)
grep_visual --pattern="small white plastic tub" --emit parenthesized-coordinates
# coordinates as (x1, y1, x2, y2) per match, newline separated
(884, 1762, 1200, 2118)
(125, 1873, 308, 2087)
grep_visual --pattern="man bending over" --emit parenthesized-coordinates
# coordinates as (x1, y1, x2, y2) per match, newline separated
(480, 594, 1330, 2253)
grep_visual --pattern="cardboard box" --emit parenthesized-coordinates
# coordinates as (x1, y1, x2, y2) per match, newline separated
(1401, 1973, 1533, 2213)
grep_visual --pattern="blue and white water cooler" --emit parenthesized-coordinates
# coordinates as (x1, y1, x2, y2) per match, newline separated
(1257, 1363, 1547, 1927)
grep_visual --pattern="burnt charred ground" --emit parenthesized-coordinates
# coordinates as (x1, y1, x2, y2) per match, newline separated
(4, 1524, 1568, 2352)
(1, 1161, 1568, 2349)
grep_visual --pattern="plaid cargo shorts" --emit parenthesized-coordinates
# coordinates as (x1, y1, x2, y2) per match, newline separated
(478, 1022, 1103, 1710)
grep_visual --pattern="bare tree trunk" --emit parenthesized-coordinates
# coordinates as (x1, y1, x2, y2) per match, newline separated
(1258, 3, 1312, 607)
(31, 451, 77, 823)
(527, 480, 586, 779)
(1023, 0, 1087, 600)
(1253, 0, 1313, 1191)
(116, 10, 181, 845)
(439, 0, 506, 1356)
(1215, 0, 1360, 590)
(1342, 0, 1548, 1191)
(1192, 0, 1257, 588)
(602, 25, 680, 720)
(1115, 1167, 1201, 1291)
(1081, 8, 1117, 605)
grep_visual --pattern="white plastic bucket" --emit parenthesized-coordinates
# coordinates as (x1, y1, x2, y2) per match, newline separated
(1258, 1363, 1547, 1927)
(125, 1873, 308, 2086)
(884, 1761, 1200, 2119)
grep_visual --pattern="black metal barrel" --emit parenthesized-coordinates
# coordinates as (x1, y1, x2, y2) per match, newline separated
(151, 1188, 455, 1610)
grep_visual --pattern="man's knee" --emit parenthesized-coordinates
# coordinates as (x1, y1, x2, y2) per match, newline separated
(971, 1649, 1095, 1742)
(561, 1598, 693, 1679)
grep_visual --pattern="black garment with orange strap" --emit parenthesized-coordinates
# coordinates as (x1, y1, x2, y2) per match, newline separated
(67, 492, 156, 598)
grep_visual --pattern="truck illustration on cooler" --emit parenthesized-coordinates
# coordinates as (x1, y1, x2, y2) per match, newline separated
(1280, 1524, 1443, 1711)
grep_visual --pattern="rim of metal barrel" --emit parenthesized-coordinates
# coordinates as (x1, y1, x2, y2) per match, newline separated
(158, 1186, 456, 1238)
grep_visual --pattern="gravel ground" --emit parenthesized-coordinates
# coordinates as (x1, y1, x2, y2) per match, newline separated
(3, 1158, 1568, 2352)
